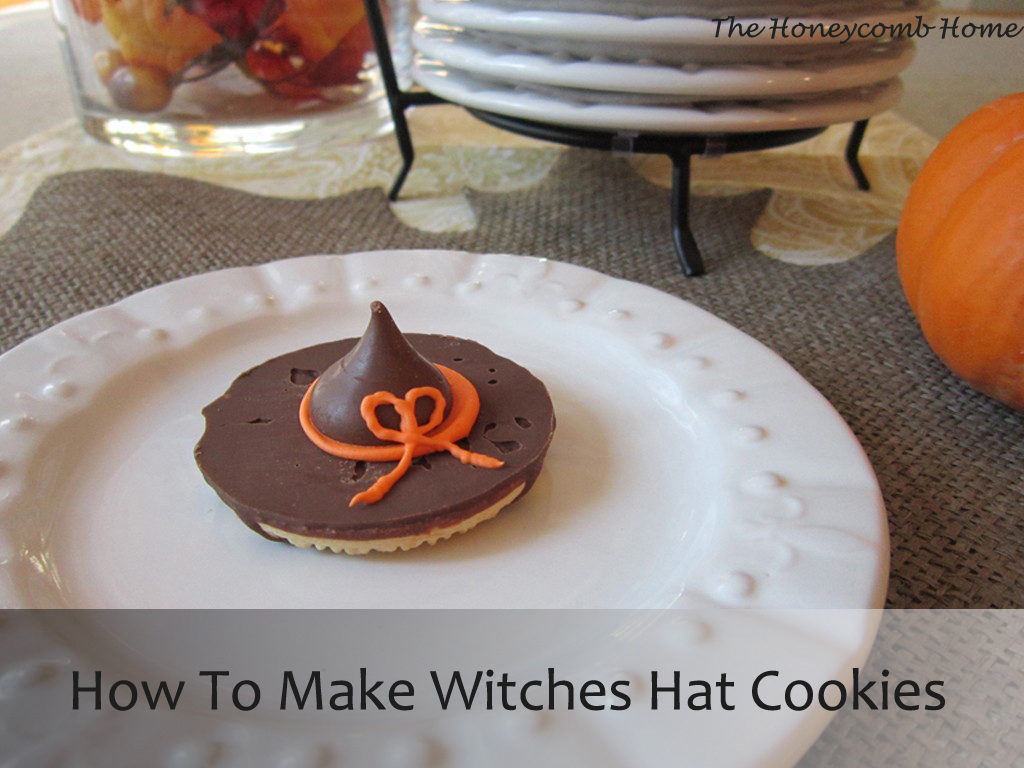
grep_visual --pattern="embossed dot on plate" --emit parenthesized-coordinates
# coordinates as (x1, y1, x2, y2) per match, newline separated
(518, 258, 550, 282)
(734, 425, 768, 443)
(353, 277, 380, 293)
(774, 496, 807, 520)
(244, 293, 276, 308)
(456, 280, 483, 295)
(605, 308, 631, 322)
(538, 280, 564, 296)
(41, 381, 77, 399)
(768, 542, 798, 570)
(717, 571, 758, 601)
(558, 298, 585, 313)
(709, 389, 746, 407)
(89, 329, 118, 344)
(404, 273, 432, 289)
(742, 472, 787, 495)
(186, 307, 216, 323)
(645, 332, 675, 350)
(676, 355, 710, 372)
(0, 416, 35, 433)
(136, 327, 170, 343)
(294, 282, 329, 300)
(46, 357, 78, 375)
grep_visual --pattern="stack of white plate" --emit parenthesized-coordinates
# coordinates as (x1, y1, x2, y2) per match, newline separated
(412, 0, 934, 133)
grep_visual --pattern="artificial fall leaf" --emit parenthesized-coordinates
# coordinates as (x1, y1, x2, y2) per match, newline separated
(178, 0, 281, 43)
(246, 13, 371, 96)
(271, 0, 365, 61)
(101, 0, 222, 75)
(72, 0, 103, 24)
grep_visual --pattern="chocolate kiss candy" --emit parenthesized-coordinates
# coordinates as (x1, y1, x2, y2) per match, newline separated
(308, 302, 453, 446)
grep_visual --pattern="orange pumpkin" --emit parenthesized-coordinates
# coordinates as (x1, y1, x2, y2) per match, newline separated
(896, 93, 1024, 409)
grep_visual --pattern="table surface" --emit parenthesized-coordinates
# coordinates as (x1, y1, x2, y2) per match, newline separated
(2, 0, 1022, 575)
(1, 5, 1022, 766)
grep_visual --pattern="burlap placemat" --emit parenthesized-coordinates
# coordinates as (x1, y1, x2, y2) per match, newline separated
(1, 153, 1021, 608)
(800, 609, 1024, 767)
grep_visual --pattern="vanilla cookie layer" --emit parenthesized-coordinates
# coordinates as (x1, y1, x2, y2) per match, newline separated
(259, 484, 524, 555)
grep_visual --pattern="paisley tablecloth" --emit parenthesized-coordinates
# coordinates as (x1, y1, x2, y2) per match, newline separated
(0, 106, 936, 265)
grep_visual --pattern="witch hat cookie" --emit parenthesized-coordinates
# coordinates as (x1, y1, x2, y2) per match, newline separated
(195, 303, 556, 554)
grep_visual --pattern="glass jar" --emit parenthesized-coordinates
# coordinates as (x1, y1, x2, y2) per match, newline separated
(50, 0, 409, 155)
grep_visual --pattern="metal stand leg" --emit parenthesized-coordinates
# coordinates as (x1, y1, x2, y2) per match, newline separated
(845, 119, 871, 192)
(359, 6, 844, 275)
(670, 154, 705, 277)
(363, 0, 442, 200)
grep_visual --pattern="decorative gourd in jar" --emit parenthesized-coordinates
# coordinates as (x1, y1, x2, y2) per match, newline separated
(56, 0, 395, 153)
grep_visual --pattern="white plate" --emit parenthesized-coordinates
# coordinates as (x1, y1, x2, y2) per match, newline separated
(413, 20, 915, 98)
(429, 28, 912, 66)
(0, 251, 887, 765)
(425, 28, 908, 66)
(447, 0, 930, 19)
(419, 0, 935, 46)
(413, 62, 902, 132)
(0, 251, 886, 610)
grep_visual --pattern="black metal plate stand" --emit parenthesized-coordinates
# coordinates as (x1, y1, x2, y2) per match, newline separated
(364, 0, 872, 276)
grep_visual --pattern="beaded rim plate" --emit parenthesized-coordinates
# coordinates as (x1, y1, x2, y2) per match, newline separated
(0, 250, 888, 765)
(0, 250, 887, 610)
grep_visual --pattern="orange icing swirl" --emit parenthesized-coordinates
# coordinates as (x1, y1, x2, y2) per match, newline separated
(298, 364, 504, 506)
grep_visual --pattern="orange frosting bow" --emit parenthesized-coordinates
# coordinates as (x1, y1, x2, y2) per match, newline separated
(298, 364, 504, 506)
